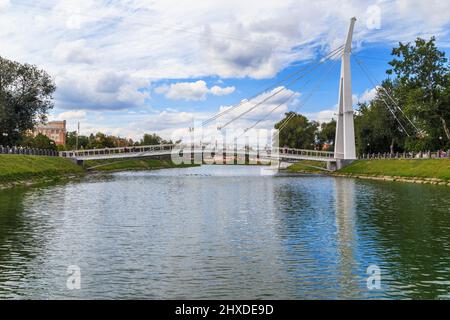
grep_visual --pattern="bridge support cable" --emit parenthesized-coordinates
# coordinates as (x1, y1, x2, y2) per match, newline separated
(352, 55, 410, 136)
(275, 57, 341, 134)
(352, 54, 420, 135)
(217, 46, 345, 130)
(240, 54, 342, 139)
(202, 44, 345, 127)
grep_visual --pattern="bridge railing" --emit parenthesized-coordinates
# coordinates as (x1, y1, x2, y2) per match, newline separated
(0, 145, 58, 157)
(276, 147, 334, 159)
(60, 144, 176, 158)
(359, 150, 450, 160)
(60, 143, 336, 160)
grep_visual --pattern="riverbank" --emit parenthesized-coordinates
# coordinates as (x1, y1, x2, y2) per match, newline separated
(0, 154, 84, 189)
(288, 158, 450, 186)
(0, 155, 198, 189)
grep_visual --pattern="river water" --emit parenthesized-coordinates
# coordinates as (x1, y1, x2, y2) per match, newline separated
(0, 165, 449, 299)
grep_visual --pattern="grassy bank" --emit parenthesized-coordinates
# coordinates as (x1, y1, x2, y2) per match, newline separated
(0, 154, 84, 188)
(287, 160, 328, 173)
(338, 159, 450, 181)
(0, 155, 199, 189)
(84, 158, 198, 172)
(287, 158, 450, 184)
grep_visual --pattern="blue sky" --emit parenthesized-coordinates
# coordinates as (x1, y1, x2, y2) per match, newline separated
(0, 0, 449, 141)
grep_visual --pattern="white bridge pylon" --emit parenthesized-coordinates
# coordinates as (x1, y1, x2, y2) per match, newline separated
(334, 17, 357, 161)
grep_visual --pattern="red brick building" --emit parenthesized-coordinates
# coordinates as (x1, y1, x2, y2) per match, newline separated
(34, 120, 67, 146)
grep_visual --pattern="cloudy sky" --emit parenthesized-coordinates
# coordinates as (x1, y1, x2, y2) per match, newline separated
(0, 0, 449, 141)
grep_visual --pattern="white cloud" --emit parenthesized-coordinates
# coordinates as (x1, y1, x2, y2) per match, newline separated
(3, 0, 449, 83)
(155, 80, 235, 101)
(53, 39, 97, 64)
(210, 85, 236, 96)
(0, 0, 10, 10)
(52, 110, 87, 121)
(55, 69, 150, 110)
(357, 87, 378, 104)
(305, 108, 338, 123)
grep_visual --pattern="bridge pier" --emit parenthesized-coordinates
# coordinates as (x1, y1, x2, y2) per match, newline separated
(71, 158, 84, 166)
(327, 159, 354, 171)
(278, 162, 293, 170)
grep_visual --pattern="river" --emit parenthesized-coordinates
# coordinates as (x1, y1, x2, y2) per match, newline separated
(0, 165, 449, 299)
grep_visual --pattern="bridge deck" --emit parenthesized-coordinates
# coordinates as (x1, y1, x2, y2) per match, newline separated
(60, 144, 336, 163)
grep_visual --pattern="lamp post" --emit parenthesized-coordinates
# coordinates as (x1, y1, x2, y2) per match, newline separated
(76, 122, 80, 151)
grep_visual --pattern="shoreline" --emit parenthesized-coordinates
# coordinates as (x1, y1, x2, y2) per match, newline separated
(331, 172, 450, 186)
(312, 171, 450, 186)
(287, 159, 450, 186)
(0, 173, 85, 191)
(0, 156, 200, 190)
(2, 155, 449, 190)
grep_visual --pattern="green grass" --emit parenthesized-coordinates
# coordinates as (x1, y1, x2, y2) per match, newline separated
(0, 154, 84, 183)
(84, 158, 198, 171)
(338, 159, 450, 181)
(287, 160, 328, 173)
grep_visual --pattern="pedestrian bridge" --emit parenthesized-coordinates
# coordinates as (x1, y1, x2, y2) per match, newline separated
(60, 18, 362, 171)
(60, 144, 336, 164)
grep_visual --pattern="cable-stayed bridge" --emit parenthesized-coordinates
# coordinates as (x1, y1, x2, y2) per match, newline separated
(61, 18, 414, 170)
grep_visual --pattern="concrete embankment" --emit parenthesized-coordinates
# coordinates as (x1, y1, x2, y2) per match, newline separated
(287, 159, 450, 186)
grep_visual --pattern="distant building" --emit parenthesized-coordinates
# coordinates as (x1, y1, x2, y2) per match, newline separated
(34, 120, 67, 146)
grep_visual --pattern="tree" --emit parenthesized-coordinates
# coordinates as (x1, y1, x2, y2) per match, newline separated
(138, 133, 171, 145)
(275, 112, 319, 149)
(387, 37, 450, 148)
(355, 80, 407, 154)
(317, 119, 336, 150)
(65, 131, 90, 150)
(0, 56, 56, 146)
(140, 133, 161, 145)
(86, 132, 116, 149)
(20, 133, 57, 150)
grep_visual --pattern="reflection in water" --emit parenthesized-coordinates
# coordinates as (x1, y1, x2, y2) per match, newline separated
(334, 178, 358, 298)
(0, 187, 58, 299)
(0, 166, 449, 299)
(354, 181, 450, 299)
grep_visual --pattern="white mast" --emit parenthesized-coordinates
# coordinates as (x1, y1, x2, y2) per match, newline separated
(334, 17, 356, 160)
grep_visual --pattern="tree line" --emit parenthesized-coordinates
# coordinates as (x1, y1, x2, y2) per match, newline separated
(276, 37, 450, 154)
(63, 132, 172, 151)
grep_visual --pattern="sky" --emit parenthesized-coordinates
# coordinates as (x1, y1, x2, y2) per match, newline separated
(0, 0, 449, 142)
